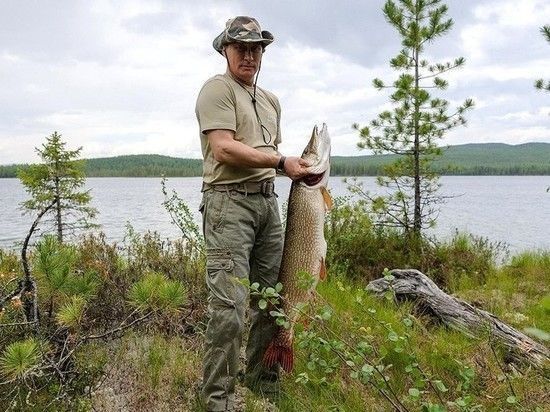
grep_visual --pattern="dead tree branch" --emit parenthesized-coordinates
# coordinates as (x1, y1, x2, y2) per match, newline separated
(367, 269, 550, 371)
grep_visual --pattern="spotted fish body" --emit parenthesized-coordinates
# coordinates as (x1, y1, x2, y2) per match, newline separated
(263, 124, 332, 373)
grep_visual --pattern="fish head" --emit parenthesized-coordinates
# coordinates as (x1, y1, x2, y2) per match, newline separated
(299, 123, 331, 189)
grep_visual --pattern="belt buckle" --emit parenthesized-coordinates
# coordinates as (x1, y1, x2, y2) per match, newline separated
(261, 180, 274, 197)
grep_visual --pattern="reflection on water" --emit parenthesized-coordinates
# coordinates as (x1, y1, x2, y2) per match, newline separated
(1, 176, 549, 252)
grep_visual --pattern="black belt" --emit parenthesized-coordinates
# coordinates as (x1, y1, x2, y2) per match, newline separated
(202, 179, 275, 197)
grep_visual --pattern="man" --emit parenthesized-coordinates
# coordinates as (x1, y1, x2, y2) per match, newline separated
(195, 16, 310, 411)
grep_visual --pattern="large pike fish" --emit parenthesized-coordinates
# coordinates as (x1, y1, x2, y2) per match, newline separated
(263, 123, 332, 373)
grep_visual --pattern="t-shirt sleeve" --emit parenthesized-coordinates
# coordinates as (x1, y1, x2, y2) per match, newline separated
(272, 94, 282, 146)
(195, 79, 236, 134)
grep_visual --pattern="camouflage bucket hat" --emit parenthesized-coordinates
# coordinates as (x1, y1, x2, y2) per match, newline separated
(213, 16, 274, 54)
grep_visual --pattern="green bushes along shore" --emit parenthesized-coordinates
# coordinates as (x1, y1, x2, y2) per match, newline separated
(1, 195, 548, 411)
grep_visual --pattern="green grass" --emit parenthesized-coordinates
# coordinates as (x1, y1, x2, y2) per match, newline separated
(274, 266, 549, 411)
(84, 333, 203, 412)
(1, 236, 548, 411)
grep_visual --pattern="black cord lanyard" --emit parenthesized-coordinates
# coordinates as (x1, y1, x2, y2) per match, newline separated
(235, 81, 273, 145)
(224, 53, 273, 146)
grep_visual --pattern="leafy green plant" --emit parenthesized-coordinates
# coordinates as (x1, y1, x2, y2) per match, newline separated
(32, 235, 100, 325)
(0, 338, 42, 381)
(56, 295, 86, 330)
(161, 176, 204, 256)
(17, 131, 98, 243)
(34, 235, 78, 292)
(261, 266, 546, 411)
(325, 194, 502, 289)
(129, 271, 187, 312)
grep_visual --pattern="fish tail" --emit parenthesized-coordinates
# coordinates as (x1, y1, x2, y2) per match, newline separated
(263, 338, 294, 373)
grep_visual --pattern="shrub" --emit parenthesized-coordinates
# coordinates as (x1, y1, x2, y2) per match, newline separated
(325, 197, 503, 290)
(0, 229, 204, 409)
(75, 230, 206, 329)
(424, 233, 506, 290)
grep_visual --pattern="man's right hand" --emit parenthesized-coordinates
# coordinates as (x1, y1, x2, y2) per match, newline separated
(283, 156, 311, 181)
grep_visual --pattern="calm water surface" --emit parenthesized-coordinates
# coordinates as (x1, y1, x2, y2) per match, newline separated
(1, 176, 549, 252)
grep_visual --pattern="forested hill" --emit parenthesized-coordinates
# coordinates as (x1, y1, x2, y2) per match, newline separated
(331, 142, 550, 175)
(85, 154, 203, 177)
(1, 143, 550, 177)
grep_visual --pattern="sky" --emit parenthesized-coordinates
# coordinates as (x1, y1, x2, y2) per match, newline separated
(0, 0, 549, 165)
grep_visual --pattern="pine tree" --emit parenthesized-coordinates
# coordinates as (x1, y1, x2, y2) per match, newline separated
(353, 0, 473, 238)
(534, 25, 550, 92)
(18, 132, 98, 242)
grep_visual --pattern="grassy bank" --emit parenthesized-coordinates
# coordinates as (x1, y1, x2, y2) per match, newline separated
(0, 201, 548, 411)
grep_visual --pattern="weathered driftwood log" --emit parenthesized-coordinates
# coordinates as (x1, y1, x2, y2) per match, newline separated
(367, 269, 549, 371)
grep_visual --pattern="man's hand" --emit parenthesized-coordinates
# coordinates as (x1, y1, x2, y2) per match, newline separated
(283, 156, 311, 181)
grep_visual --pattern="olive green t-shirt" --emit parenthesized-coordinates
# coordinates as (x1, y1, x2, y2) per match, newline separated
(195, 71, 282, 185)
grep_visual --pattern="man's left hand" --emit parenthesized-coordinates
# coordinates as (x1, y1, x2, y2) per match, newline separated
(283, 156, 311, 181)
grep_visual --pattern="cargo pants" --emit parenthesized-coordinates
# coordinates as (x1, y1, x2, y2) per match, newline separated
(199, 186, 283, 412)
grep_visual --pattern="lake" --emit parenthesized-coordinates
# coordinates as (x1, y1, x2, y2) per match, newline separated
(1, 176, 549, 253)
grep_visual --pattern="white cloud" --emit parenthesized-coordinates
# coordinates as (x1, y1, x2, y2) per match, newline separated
(0, 0, 549, 165)
(460, 0, 550, 62)
(263, 43, 384, 156)
(491, 107, 550, 123)
(472, 0, 549, 27)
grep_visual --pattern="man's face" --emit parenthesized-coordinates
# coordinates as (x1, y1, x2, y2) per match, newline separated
(224, 42, 263, 85)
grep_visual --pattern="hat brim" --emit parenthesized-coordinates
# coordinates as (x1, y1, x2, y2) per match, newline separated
(213, 30, 274, 54)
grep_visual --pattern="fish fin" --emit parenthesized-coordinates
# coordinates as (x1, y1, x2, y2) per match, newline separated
(319, 257, 327, 281)
(263, 339, 294, 373)
(321, 187, 333, 211)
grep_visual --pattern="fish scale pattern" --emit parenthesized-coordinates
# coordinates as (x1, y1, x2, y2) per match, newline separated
(263, 182, 327, 372)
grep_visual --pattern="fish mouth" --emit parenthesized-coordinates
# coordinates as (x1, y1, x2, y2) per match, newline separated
(302, 172, 326, 187)
(299, 124, 331, 189)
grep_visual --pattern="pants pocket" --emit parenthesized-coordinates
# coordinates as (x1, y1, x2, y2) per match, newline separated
(205, 191, 228, 233)
(206, 248, 241, 307)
